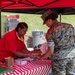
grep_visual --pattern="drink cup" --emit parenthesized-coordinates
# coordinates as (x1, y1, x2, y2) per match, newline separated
(5, 57, 14, 67)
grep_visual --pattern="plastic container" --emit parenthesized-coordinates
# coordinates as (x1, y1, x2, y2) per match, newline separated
(32, 29, 43, 49)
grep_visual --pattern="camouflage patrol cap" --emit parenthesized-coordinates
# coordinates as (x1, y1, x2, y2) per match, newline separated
(41, 10, 53, 24)
(41, 10, 58, 24)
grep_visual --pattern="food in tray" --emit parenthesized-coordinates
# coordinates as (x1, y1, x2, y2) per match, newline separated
(32, 48, 41, 56)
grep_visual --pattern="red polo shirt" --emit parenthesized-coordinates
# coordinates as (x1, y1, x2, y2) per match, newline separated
(0, 30, 26, 61)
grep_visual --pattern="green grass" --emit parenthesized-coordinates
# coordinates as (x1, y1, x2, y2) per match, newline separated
(1, 12, 48, 35)
(1, 12, 75, 35)
(59, 15, 75, 27)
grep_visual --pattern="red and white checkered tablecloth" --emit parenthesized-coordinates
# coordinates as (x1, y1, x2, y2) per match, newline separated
(1, 59, 52, 75)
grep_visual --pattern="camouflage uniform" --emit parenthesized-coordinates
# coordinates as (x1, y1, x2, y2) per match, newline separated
(46, 21, 75, 75)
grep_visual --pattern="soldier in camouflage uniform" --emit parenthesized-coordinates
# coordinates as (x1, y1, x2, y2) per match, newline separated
(40, 10, 75, 75)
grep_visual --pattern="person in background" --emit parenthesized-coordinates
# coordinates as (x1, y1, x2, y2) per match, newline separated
(38, 10, 75, 75)
(0, 22, 41, 62)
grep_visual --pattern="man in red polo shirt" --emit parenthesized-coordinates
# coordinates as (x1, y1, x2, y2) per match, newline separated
(0, 22, 32, 62)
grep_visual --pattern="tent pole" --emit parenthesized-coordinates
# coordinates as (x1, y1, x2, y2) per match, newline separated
(0, 10, 1, 38)
(59, 13, 61, 22)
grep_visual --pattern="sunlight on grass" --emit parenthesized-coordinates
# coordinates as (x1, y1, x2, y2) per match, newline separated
(1, 12, 75, 35)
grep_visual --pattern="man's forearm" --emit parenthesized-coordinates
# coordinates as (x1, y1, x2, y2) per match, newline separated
(13, 51, 28, 57)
